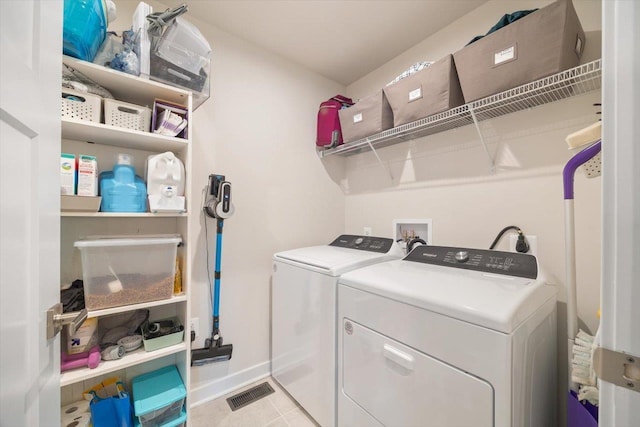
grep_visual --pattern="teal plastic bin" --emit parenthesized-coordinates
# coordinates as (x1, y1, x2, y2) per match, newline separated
(133, 408, 186, 427)
(63, 0, 107, 61)
(132, 365, 186, 427)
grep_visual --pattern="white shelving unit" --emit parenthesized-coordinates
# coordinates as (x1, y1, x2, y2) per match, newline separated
(85, 295, 188, 318)
(61, 343, 188, 387)
(318, 60, 602, 172)
(61, 212, 188, 218)
(60, 56, 193, 416)
(61, 118, 189, 152)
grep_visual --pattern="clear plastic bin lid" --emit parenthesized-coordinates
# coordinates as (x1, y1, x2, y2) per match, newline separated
(155, 17, 210, 76)
(74, 235, 181, 248)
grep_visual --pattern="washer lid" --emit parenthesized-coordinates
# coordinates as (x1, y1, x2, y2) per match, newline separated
(274, 235, 400, 276)
(339, 254, 556, 333)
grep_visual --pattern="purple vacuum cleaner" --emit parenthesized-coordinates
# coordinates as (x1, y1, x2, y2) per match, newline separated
(563, 139, 601, 427)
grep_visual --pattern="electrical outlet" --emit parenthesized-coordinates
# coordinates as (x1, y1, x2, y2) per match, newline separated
(190, 317, 200, 344)
(509, 235, 538, 256)
(363, 227, 372, 236)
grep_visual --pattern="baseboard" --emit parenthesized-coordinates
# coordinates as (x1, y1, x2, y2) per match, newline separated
(189, 361, 271, 407)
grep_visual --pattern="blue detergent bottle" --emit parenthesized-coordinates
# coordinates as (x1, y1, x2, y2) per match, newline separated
(100, 154, 147, 212)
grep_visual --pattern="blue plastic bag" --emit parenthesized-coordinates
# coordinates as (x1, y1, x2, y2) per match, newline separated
(89, 384, 133, 427)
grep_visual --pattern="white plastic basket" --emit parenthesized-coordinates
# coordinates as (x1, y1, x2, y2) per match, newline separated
(61, 88, 102, 122)
(104, 98, 151, 132)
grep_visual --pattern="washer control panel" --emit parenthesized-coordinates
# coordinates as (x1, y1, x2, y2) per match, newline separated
(329, 235, 394, 254)
(405, 246, 538, 279)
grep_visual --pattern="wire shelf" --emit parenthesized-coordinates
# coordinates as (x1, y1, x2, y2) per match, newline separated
(318, 59, 602, 158)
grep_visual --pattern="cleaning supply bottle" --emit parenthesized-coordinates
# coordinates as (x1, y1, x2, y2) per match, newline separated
(145, 151, 186, 212)
(99, 153, 147, 212)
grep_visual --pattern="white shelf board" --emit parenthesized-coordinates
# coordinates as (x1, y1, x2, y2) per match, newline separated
(319, 59, 602, 157)
(62, 118, 189, 152)
(61, 211, 188, 218)
(86, 294, 187, 318)
(63, 56, 189, 107)
(60, 342, 187, 387)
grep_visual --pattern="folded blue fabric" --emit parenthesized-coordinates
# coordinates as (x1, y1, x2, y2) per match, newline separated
(467, 9, 538, 46)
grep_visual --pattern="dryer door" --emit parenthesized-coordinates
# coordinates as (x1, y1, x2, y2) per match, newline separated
(341, 319, 494, 427)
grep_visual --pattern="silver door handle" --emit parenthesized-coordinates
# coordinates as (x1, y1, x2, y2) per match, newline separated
(46, 303, 88, 340)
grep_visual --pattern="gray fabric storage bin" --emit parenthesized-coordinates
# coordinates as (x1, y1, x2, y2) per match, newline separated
(383, 54, 464, 127)
(453, 0, 585, 103)
(339, 90, 393, 143)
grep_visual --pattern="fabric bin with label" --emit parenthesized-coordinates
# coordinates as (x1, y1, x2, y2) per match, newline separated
(452, 0, 585, 103)
(74, 236, 181, 310)
(383, 54, 464, 127)
(62, 88, 102, 122)
(338, 90, 393, 144)
(104, 99, 152, 132)
(132, 365, 186, 427)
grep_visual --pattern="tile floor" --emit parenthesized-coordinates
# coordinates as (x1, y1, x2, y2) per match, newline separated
(190, 377, 319, 427)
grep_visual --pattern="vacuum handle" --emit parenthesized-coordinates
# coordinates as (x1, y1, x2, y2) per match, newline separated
(563, 140, 601, 199)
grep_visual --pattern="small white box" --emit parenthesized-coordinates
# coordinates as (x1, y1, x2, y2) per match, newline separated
(77, 155, 98, 196)
(60, 153, 76, 195)
(66, 317, 98, 355)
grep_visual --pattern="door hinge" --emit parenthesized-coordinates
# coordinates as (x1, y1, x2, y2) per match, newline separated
(593, 347, 640, 393)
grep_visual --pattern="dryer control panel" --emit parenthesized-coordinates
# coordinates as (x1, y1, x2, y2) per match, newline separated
(330, 235, 394, 254)
(405, 246, 538, 279)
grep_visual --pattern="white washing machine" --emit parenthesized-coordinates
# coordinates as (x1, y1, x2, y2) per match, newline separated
(272, 235, 403, 427)
(338, 245, 557, 427)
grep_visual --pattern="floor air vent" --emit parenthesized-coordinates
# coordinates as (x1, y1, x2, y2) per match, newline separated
(227, 382, 275, 411)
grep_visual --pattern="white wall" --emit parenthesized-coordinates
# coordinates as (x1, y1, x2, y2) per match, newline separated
(111, 1, 346, 402)
(332, 0, 603, 393)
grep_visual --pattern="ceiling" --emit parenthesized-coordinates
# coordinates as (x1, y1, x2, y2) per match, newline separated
(163, 1, 488, 85)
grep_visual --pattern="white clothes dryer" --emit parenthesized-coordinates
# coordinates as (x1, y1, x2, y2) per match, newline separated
(338, 245, 557, 427)
(272, 235, 403, 427)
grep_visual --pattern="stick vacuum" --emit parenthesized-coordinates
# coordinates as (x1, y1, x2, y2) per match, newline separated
(192, 174, 235, 366)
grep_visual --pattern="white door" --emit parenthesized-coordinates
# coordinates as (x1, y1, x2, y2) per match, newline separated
(0, 0, 62, 425)
(600, 0, 640, 425)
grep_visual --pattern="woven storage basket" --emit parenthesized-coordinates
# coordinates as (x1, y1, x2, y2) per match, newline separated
(104, 98, 151, 132)
(61, 88, 102, 122)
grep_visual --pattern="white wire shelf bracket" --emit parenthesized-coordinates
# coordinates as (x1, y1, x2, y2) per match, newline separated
(318, 59, 602, 159)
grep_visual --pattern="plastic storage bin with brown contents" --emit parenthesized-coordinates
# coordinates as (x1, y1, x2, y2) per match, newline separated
(74, 236, 181, 310)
